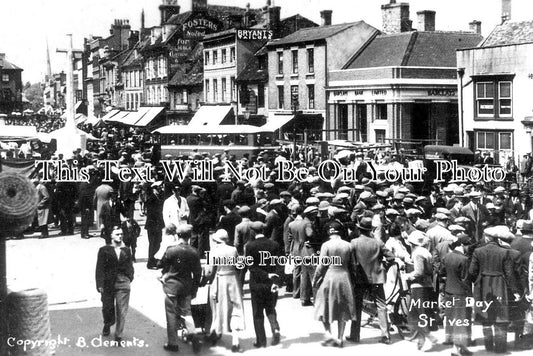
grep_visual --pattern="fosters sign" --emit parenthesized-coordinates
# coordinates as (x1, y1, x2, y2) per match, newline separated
(182, 15, 220, 39)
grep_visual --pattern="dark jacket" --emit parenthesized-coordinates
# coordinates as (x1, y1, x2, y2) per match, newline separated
(441, 249, 471, 296)
(245, 236, 281, 291)
(466, 242, 518, 322)
(144, 191, 164, 231)
(159, 244, 202, 297)
(217, 211, 242, 246)
(95, 245, 134, 292)
(351, 233, 394, 285)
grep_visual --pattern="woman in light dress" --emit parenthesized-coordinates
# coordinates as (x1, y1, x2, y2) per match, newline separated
(205, 229, 245, 353)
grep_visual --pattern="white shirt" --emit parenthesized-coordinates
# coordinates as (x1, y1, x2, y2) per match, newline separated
(162, 195, 190, 227)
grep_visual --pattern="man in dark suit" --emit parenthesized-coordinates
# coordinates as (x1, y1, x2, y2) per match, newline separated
(100, 191, 123, 244)
(78, 170, 97, 239)
(461, 192, 487, 242)
(158, 225, 202, 353)
(287, 206, 317, 305)
(216, 199, 242, 246)
(466, 226, 520, 353)
(145, 181, 165, 269)
(348, 217, 395, 344)
(245, 222, 281, 348)
(265, 199, 284, 254)
(95, 227, 134, 344)
(187, 186, 210, 258)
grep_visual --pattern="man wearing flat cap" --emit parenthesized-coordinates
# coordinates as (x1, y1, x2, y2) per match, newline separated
(348, 217, 395, 344)
(465, 226, 520, 353)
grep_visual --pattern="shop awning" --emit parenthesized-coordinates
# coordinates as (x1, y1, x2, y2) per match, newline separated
(134, 107, 165, 127)
(107, 111, 130, 123)
(101, 109, 120, 122)
(74, 113, 87, 124)
(188, 105, 234, 128)
(257, 113, 294, 132)
(120, 107, 151, 126)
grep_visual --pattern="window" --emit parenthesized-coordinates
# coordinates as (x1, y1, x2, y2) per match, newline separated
(376, 104, 387, 120)
(213, 79, 218, 101)
(258, 84, 265, 107)
(2, 74, 9, 82)
(182, 89, 188, 104)
(221, 78, 226, 102)
(307, 48, 314, 73)
(499, 132, 512, 150)
(292, 50, 298, 74)
(308, 85, 315, 109)
(375, 129, 386, 144)
(499, 81, 512, 116)
(205, 80, 210, 101)
(476, 131, 496, 149)
(222, 49, 227, 64)
(258, 56, 266, 70)
(230, 77, 236, 101)
(278, 86, 284, 109)
(213, 51, 218, 65)
(277, 52, 283, 75)
(475, 79, 513, 118)
(205, 52, 210, 65)
(230, 47, 235, 62)
(290, 85, 299, 109)
(476, 82, 494, 116)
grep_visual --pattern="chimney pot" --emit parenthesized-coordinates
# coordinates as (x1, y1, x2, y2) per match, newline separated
(469, 20, 482, 35)
(417, 10, 436, 32)
(381, 1, 411, 34)
(320, 10, 332, 26)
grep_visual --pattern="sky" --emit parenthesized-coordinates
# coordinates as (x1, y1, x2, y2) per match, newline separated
(1, 0, 531, 84)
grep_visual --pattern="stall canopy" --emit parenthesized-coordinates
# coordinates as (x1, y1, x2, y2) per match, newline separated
(188, 105, 234, 128)
(0, 125, 38, 141)
(133, 107, 165, 127)
(121, 107, 151, 126)
(107, 111, 130, 123)
(101, 109, 120, 122)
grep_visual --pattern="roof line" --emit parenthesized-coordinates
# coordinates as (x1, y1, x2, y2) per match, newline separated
(401, 31, 418, 66)
(457, 40, 533, 51)
(342, 29, 381, 69)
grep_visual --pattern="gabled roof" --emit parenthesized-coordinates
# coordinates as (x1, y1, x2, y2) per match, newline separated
(236, 55, 267, 83)
(346, 31, 483, 69)
(1, 58, 23, 71)
(122, 47, 142, 68)
(481, 20, 533, 47)
(267, 22, 365, 47)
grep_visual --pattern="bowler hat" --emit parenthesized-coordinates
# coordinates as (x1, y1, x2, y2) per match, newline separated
(357, 217, 373, 231)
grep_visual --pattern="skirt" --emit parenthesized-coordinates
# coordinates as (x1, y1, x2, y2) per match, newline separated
(314, 267, 356, 323)
(210, 274, 245, 333)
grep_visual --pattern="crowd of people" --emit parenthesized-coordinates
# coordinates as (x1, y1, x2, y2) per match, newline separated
(16, 140, 533, 355)
(5, 114, 533, 354)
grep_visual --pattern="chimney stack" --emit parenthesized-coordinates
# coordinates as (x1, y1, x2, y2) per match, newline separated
(267, 6, 281, 32)
(502, 0, 511, 23)
(417, 10, 435, 31)
(320, 10, 332, 26)
(469, 20, 482, 35)
(159, 0, 180, 25)
(381, 1, 411, 34)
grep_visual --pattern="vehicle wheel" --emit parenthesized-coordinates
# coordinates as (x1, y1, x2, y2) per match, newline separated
(392, 290, 418, 341)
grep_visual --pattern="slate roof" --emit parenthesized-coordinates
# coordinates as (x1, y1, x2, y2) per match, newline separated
(346, 31, 483, 69)
(0, 59, 22, 71)
(482, 20, 533, 47)
(267, 22, 364, 47)
(236, 51, 268, 83)
(168, 43, 204, 87)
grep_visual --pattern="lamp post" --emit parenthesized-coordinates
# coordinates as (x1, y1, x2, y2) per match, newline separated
(457, 67, 465, 147)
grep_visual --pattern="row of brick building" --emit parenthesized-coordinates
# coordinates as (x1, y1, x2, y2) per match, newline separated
(0, 53, 23, 115)
(45, 0, 533, 163)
